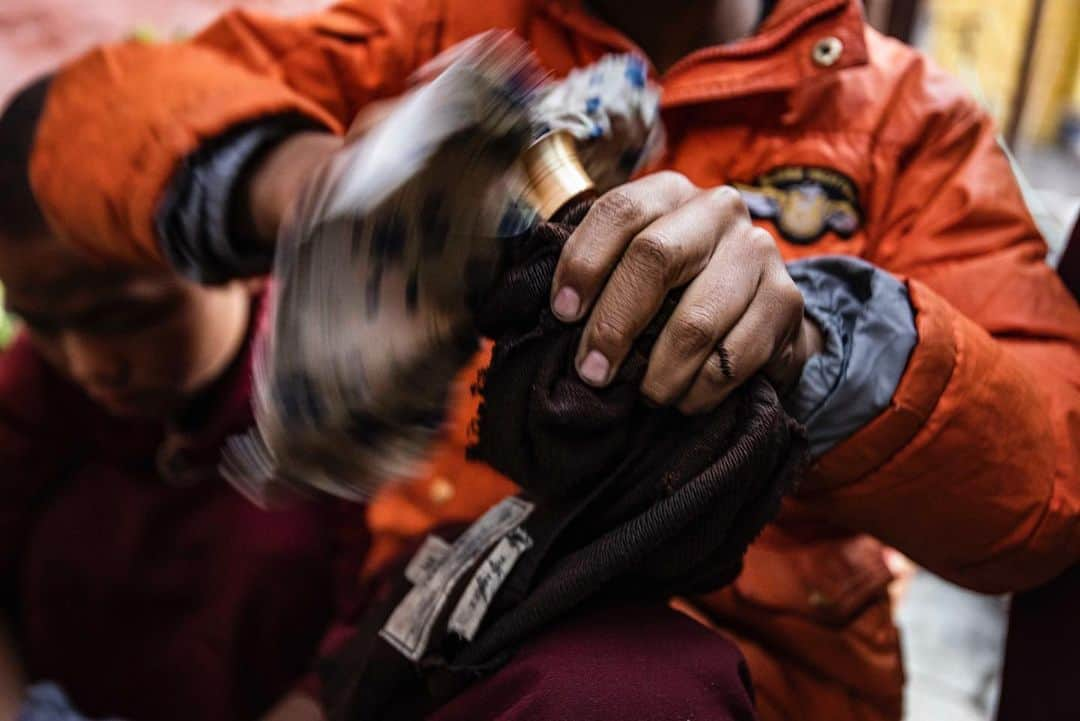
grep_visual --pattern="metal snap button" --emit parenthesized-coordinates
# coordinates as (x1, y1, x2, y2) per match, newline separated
(812, 36, 844, 67)
(429, 475, 455, 504)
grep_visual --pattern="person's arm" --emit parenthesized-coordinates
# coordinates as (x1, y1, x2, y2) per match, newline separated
(790, 57, 1080, 593)
(29, 0, 440, 269)
(240, 132, 344, 252)
(238, 97, 400, 250)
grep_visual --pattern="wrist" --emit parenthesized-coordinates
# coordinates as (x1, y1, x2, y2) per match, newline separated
(243, 131, 343, 247)
(800, 313, 825, 361)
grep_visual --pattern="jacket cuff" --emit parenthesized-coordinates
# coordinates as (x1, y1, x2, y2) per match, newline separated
(786, 256, 917, 457)
(803, 279, 958, 492)
(156, 115, 320, 283)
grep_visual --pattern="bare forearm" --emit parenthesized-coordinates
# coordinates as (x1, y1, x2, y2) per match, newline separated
(241, 132, 343, 247)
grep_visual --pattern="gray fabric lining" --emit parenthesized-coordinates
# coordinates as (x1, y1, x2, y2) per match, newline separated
(787, 255, 918, 457)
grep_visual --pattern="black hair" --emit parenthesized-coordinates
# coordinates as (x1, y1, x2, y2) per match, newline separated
(0, 74, 54, 238)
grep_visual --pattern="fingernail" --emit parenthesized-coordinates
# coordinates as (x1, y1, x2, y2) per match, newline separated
(552, 286, 581, 321)
(579, 350, 610, 386)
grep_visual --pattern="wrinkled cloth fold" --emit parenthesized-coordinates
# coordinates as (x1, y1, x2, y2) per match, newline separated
(320, 202, 807, 721)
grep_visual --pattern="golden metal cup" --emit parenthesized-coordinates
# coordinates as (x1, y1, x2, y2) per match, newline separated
(518, 130, 595, 219)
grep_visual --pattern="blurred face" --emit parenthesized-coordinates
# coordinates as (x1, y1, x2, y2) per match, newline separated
(0, 230, 253, 419)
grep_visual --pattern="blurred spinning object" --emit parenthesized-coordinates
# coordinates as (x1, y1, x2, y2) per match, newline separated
(222, 32, 664, 503)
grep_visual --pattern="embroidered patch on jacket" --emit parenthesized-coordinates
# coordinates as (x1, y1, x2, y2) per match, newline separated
(733, 166, 861, 245)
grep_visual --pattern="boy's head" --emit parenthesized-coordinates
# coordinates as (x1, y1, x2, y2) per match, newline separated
(0, 76, 254, 419)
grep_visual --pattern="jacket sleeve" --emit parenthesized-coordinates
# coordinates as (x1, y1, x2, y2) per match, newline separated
(29, 0, 441, 266)
(792, 66, 1080, 593)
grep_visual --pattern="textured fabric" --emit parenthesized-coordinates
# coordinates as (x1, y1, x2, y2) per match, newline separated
(427, 602, 758, 721)
(318, 203, 804, 721)
(0, 309, 370, 721)
(24, 1, 1080, 719)
(785, 256, 916, 457)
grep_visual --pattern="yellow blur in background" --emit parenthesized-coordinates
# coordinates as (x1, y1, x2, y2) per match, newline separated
(895, 0, 1079, 262)
(924, 0, 1080, 145)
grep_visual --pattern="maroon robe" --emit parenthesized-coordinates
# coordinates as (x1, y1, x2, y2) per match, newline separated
(0, 326, 369, 721)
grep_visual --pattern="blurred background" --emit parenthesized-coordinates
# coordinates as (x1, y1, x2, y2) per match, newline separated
(1, 2, 1077, 719)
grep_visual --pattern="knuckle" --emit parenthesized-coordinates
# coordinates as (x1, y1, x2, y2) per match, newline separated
(746, 227, 779, 260)
(749, 226, 776, 249)
(655, 170, 696, 194)
(773, 275, 805, 316)
(592, 189, 645, 229)
(626, 231, 677, 277)
(707, 185, 747, 216)
(559, 246, 605, 283)
(668, 308, 716, 355)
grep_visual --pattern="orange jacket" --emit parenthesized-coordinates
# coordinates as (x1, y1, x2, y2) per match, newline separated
(28, 1, 1080, 719)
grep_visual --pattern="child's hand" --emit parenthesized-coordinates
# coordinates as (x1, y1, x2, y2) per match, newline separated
(550, 171, 822, 414)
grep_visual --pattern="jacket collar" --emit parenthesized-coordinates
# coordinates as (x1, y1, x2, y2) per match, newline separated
(539, 0, 869, 107)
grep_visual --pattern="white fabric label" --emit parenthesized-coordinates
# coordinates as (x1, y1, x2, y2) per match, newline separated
(447, 527, 533, 642)
(380, 497, 534, 661)
(404, 535, 451, 586)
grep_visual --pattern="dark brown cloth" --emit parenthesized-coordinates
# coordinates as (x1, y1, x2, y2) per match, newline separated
(321, 202, 807, 721)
